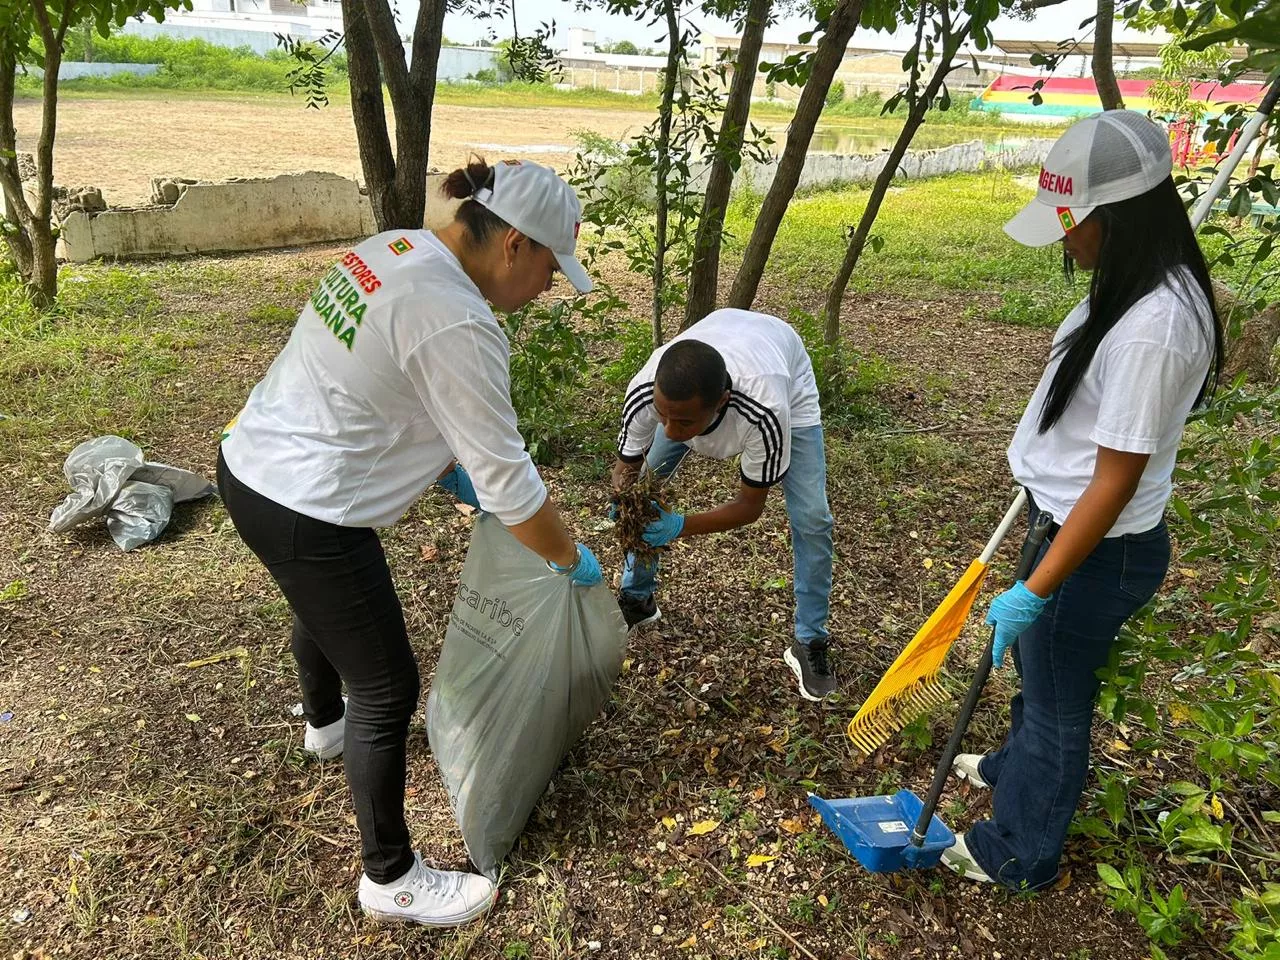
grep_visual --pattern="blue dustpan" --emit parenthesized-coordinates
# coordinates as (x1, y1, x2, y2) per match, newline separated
(809, 790, 955, 873)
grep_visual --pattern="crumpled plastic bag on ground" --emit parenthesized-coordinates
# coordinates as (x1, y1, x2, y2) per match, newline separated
(49, 436, 215, 551)
(106, 481, 176, 551)
(426, 513, 627, 880)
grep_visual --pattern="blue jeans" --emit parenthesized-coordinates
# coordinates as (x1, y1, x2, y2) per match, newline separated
(966, 504, 1170, 890)
(620, 424, 834, 645)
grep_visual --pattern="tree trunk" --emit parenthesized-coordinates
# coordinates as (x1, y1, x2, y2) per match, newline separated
(27, 219, 56, 308)
(682, 0, 771, 330)
(18, 0, 67, 305)
(341, 0, 398, 230)
(0, 50, 36, 280)
(726, 0, 865, 310)
(365, 0, 445, 229)
(651, 0, 682, 347)
(1092, 0, 1124, 110)
(1224, 301, 1280, 384)
(822, 27, 967, 347)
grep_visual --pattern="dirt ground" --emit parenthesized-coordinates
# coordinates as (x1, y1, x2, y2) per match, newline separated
(0, 243, 1186, 959)
(10, 95, 651, 206)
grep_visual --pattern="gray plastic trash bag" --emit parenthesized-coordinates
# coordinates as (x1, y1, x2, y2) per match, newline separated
(49, 436, 145, 533)
(426, 514, 627, 879)
(106, 481, 175, 551)
(49, 435, 215, 550)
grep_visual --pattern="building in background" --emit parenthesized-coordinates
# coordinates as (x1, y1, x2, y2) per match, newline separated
(697, 32, 1001, 100)
(555, 28, 668, 95)
(122, 0, 343, 54)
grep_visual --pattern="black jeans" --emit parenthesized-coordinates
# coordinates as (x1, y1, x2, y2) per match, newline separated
(217, 452, 418, 884)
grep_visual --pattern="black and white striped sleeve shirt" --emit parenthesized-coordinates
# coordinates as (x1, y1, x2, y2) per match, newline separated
(616, 374, 792, 488)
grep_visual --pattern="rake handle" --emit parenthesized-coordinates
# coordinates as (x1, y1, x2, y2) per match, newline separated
(909, 505, 1056, 847)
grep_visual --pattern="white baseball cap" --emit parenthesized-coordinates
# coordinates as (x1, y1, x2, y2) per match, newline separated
(473, 159, 593, 293)
(1005, 110, 1174, 247)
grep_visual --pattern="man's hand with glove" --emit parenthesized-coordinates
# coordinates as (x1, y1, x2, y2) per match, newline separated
(641, 504, 685, 547)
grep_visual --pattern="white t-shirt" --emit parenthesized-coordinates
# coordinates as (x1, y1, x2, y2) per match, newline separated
(221, 230, 546, 528)
(617, 309, 821, 487)
(1008, 273, 1214, 536)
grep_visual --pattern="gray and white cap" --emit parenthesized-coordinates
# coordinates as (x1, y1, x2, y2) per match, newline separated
(473, 159, 593, 293)
(1005, 110, 1174, 247)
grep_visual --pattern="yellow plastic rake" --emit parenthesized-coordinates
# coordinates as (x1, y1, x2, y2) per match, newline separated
(847, 489, 1028, 755)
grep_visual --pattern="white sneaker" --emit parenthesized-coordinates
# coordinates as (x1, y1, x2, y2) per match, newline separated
(358, 853, 496, 926)
(303, 696, 347, 760)
(941, 832, 994, 883)
(951, 753, 990, 789)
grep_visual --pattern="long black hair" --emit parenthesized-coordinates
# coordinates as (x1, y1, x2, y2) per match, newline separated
(1038, 175, 1224, 433)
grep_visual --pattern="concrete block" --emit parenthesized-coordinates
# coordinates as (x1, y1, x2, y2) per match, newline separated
(59, 171, 371, 262)
(57, 170, 461, 263)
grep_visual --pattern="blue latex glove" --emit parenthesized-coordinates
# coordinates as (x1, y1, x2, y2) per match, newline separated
(548, 543, 602, 587)
(436, 464, 479, 509)
(641, 503, 685, 547)
(986, 580, 1051, 668)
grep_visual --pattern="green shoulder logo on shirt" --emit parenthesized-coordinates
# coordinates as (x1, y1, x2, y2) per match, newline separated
(388, 236, 414, 256)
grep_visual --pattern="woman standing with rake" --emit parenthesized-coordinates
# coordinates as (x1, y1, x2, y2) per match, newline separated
(941, 111, 1224, 890)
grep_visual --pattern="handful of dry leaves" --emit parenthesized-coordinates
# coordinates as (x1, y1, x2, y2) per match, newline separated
(612, 471, 669, 563)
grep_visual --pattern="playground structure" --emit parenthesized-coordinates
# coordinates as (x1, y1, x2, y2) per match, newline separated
(972, 75, 1271, 175)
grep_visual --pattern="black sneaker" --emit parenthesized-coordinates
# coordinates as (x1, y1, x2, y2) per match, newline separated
(617, 592, 661, 631)
(784, 640, 836, 701)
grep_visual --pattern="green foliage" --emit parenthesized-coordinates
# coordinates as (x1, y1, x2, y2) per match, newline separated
(814, 91, 1009, 127)
(824, 78, 845, 107)
(725, 172, 1078, 316)
(789, 308, 891, 423)
(602, 319, 656, 387)
(500, 253, 629, 463)
(1081, 377, 1280, 958)
(569, 59, 772, 341)
(1096, 864, 1200, 949)
(19, 34, 334, 93)
(2, 0, 192, 65)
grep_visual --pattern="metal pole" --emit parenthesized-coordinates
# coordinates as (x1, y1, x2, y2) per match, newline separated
(1190, 81, 1278, 231)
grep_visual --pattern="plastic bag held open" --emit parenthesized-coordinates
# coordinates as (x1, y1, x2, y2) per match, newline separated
(426, 514, 627, 879)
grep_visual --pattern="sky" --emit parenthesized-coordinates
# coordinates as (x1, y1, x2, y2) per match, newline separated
(439, 0, 1164, 53)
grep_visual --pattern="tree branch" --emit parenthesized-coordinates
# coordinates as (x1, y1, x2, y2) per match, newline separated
(651, 0, 683, 346)
(30, 0, 55, 45)
(362, 0, 412, 111)
(340, 0, 397, 228)
(1092, 0, 1124, 109)
(682, 0, 771, 329)
(31, 0, 61, 223)
(727, 0, 866, 310)
(55, 0, 75, 48)
(408, 0, 448, 86)
(822, 18, 972, 344)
